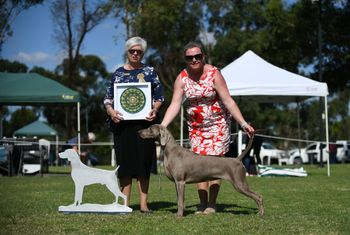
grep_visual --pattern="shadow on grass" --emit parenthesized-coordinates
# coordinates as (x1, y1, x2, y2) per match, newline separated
(129, 201, 177, 213)
(131, 201, 258, 216)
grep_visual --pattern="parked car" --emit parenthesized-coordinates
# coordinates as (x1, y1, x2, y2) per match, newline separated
(288, 142, 349, 165)
(254, 142, 287, 165)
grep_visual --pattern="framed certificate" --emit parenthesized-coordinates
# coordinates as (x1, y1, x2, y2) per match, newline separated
(114, 82, 152, 120)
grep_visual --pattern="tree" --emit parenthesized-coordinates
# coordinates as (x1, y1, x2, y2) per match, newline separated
(111, 0, 204, 137)
(39, 55, 109, 140)
(204, 0, 350, 141)
(0, 59, 29, 138)
(291, 0, 350, 93)
(204, 0, 301, 137)
(0, 58, 28, 72)
(3, 108, 37, 137)
(50, 0, 112, 137)
(0, 0, 43, 54)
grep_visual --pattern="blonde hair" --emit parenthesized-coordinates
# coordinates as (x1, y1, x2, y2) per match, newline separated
(125, 36, 147, 52)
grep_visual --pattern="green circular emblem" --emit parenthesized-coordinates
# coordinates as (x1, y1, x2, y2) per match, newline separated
(120, 87, 146, 113)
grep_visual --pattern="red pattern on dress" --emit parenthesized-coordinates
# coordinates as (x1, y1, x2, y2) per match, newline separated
(181, 66, 231, 156)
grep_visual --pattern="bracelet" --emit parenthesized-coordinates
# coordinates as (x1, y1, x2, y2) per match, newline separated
(240, 121, 248, 128)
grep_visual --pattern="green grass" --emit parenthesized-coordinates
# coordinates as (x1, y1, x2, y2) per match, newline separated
(1, 164, 350, 234)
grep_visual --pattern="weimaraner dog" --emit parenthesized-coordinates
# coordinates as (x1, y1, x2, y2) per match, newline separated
(138, 124, 264, 217)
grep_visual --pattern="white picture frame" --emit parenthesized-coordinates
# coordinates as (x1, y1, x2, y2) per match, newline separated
(114, 82, 152, 120)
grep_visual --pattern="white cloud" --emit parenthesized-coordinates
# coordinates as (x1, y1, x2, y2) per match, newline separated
(15, 51, 53, 63)
(12, 51, 67, 70)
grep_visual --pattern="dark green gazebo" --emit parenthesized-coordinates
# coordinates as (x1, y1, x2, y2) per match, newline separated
(0, 72, 81, 149)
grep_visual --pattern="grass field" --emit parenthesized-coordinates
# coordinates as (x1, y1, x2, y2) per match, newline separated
(0, 164, 349, 234)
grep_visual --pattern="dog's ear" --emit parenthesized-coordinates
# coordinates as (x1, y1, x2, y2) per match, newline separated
(159, 127, 168, 146)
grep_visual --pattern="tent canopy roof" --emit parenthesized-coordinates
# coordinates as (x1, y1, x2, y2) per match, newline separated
(221, 50, 328, 103)
(14, 120, 57, 136)
(0, 72, 80, 105)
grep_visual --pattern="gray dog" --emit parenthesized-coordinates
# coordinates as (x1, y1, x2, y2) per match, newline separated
(139, 124, 264, 217)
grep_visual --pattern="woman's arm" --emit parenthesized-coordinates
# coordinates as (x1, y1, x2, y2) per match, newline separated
(146, 100, 163, 121)
(160, 75, 185, 127)
(146, 67, 165, 121)
(214, 70, 255, 136)
(104, 71, 124, 123)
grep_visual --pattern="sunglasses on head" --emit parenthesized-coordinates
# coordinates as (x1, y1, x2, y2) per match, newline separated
(185, 53, 203, 62)
(128, 49, 143, 55)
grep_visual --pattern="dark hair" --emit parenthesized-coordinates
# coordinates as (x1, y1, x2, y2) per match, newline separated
(183, 41, 205, 56)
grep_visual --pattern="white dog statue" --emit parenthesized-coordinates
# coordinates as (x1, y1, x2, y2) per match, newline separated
(58, 149, 132, 214)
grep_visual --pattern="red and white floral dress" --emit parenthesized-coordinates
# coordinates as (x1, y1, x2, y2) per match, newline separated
(181, 65, 231, 156)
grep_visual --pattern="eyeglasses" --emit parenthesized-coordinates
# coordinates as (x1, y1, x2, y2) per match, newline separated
(185, 53, 203, 62)
(128, 49, 143, 55)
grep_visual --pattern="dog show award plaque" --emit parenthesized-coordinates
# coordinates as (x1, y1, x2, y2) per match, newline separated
(114, 82, 151, 120)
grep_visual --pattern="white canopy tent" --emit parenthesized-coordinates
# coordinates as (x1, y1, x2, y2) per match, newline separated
(221, 50, 328, 101)
(180, 50, 330, 175)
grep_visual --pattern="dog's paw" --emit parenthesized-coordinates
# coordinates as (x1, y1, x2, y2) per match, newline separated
(176, 212, 184, 217)
(257, 209, 264, 217)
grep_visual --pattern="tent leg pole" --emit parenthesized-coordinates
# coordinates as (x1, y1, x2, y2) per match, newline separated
(56, 135, 59, 166)
(77, 102, 81, 155)
(324, 96, 330, 176)
(180, 105, 183, 147)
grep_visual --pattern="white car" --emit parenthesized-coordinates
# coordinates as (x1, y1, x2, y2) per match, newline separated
(257, 142, 287, 165)
(288, 142, 349, 165)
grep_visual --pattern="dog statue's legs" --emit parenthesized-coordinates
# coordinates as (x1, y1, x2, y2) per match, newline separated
(175, 181, 185, 216)
(120, 194, 127, 206)
(106, 184, 128, 206)
(74, 183, 84, 206)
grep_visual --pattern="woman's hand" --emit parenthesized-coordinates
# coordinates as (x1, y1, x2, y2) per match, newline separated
(242, 123, 255, 138)
(107, 106, 123, 123)
(145, 108, 157, 121)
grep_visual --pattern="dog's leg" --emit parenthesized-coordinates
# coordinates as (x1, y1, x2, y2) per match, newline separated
(230, 174, 264, 216)
(175, 181, 185, 216)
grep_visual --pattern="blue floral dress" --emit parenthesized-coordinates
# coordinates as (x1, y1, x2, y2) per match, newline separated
(104, 65, 164, 178)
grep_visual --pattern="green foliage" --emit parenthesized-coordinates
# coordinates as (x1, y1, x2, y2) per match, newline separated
(110, 0, 206, 136)
(40, 54, 111, 140)
(204, 0, 350, 141)
(3, 0, 350, 142)
(49, 0, 112, 138)
(30, 66, 56, 80)
(3, 108, 37, 136)
(289, 0, 350, 93)
(0, 164, 350, 234)
(0, 59, 28, 72)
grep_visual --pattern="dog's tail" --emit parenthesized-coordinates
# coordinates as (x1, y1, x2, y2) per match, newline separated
(237, 134, 254, 161)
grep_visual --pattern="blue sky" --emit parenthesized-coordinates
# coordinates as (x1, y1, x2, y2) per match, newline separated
(2, 2, 126, 73)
